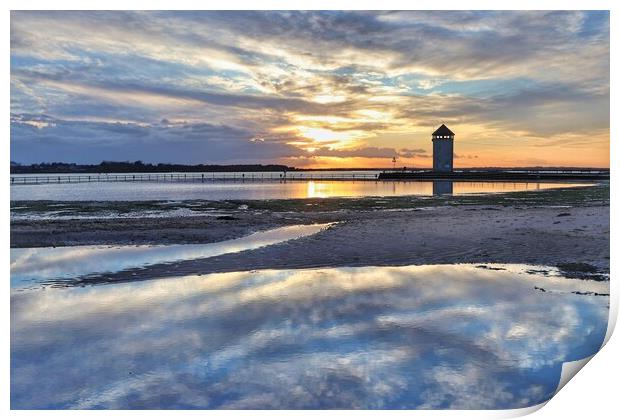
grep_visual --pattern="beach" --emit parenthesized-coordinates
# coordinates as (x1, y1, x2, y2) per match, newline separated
(10, 182, 611, 409)
(10, 9, 612, 411)
(10, 183, 610, 282)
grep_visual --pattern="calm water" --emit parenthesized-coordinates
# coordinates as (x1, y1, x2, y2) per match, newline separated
(10, 224, 332, 287)
(11, 235, 609, 409)
(11, 179, 592, 201)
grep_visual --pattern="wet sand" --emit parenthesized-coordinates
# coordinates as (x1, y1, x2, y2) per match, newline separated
(10, 212, 334, 248)
(11, 201, 609, 284)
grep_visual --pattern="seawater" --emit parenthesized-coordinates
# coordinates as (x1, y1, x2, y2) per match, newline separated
(10, 178, 592, 201)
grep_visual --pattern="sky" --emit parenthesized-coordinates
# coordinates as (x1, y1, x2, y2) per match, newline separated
(10, 10, 610, 168)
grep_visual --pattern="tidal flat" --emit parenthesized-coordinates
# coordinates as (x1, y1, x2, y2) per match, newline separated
(10, 183, 610, 274)
(10, 182, 610, 409)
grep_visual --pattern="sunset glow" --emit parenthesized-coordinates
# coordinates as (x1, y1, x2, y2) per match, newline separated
(10, 11, 610, 168)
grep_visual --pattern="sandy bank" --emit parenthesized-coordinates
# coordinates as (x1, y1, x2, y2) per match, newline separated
(10, 212, 337, 248)
(20, 204, 609, 286)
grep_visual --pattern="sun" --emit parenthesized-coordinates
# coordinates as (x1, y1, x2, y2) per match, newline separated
(297, 127, 341, 143)
(294, 126, 367, 151)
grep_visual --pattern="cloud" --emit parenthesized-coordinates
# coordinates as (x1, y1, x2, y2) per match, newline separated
(399, 148, 428, 158)
(308, 147, 397, 159)
(454, 153, 479, 159)
(10, 114, 426, 164)
(10, 114, 304, 164)
(10, 11, 609, 166)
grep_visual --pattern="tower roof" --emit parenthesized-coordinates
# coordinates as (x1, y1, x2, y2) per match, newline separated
(432, 124, 455, 136)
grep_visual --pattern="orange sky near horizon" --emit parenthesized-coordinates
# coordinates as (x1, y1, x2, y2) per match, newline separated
(10, 11, 610, 168)
(281, 126, 610, 169)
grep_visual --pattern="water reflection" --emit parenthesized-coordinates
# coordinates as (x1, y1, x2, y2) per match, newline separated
(433, 180, 453, 196)
(11, 264, 608, 409)
(11, 180, 592, 201)
(10, 223, 331, 287)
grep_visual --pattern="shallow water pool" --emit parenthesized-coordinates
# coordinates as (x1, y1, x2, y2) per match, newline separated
(10, 223, 332, 287)
(11, 262, 608, 409)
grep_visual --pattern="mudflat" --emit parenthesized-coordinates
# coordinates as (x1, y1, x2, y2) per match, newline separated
(10, 184, 610, 283)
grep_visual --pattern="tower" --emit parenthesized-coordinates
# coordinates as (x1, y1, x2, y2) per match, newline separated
(432, 124, 454, 172)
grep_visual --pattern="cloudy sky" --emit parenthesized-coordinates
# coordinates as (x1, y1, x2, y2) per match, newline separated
(10, 11, 609, 168)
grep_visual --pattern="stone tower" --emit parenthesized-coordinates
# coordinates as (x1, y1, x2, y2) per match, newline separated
(432, 124, 455, 172)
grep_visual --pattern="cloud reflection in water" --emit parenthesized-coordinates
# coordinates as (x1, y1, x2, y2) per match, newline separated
(10, 223, 331, 286)
(11, 264, 608, 409)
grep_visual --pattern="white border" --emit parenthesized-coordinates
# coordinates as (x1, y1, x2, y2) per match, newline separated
(3, 1, 616, 419)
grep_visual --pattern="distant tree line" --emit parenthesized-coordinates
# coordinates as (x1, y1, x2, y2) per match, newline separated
(10, 161, 296, 174)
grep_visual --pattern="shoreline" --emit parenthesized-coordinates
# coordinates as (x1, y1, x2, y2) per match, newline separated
(10, 184, 610, 284)
(11, 205, 610, 286)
